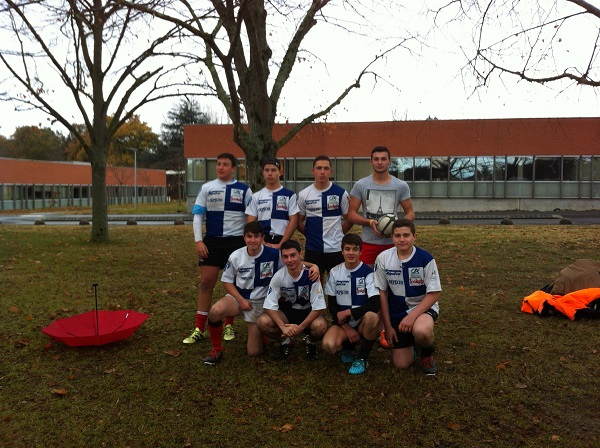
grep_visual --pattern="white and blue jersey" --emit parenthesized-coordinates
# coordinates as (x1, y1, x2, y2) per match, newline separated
(298, 183, 349, 253)
(264, 266, 326, 311)
(325, 262, 378, 327)
(246, 186, 299, 238)
(374, 246, 441, 321)
(221, 246, 283, 301)
(192, 178, 252, 238)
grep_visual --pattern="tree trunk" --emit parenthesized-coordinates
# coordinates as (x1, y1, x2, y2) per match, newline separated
(238, 124, 278, 192)
(90, 151, 109, 243)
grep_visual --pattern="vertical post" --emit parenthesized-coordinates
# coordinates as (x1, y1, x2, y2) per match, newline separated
(134, 148, 137, 208)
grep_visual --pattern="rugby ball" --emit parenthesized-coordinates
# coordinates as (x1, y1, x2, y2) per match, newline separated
(376, 214, 396, 236)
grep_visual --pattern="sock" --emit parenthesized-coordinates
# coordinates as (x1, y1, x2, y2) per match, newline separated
(357, 334, 376, 360)
(208, 319, 223, 352)
(196, 311, 208, 331)
(341, 340, 356, 352)
(420, 343, 436, 358)
(225, 316, 234, 326)
(263, 335, 269, 346)
(281, 337, 291, 346)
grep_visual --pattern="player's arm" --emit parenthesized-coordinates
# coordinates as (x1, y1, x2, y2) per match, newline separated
(342, 213, 353, 234)
(327, 295, 341, 324)
(296, 214, 306, 235)
(222, 282, 252, 311)
(399, 291, 440, 332)
(400, 197, 415, 222)
(272, 213, 298, 249)
(379, 289, 397, 345)
(347, 196, 370, 226)
(192, 208, 208, 259)
(350, 293, 381, 321)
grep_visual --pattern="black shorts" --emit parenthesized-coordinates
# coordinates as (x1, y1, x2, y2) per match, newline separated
(391, 309, 439, 349)
(198, 236, 245, 269)
(304, 250, 344, 275)
(264, 234, 283, 245)
(282, 306, 312, 328)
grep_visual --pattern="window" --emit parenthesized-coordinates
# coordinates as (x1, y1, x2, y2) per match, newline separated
(506, 156, 533, 181)
(581, 156, 592, 181)
(391, 157, 413, 181)
(431, 157, 448, 181)
(494, 157, 506, 181)
(414, 158, 430, 181)
(352, 159, 371, 180)
(476, 156, 494, 181)
(336, 158, 352, 182)
(450, 157, 475, 180)
(187, 159, 206, 181)
(562, 157, 579, 181)
(296, 159, 314, 181)
(534, 157, 560, 181)
(593, 156, 600, 181)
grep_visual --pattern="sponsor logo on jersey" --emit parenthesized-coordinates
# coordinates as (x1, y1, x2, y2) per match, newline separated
(230, 188, 244, 204)
(276, 195, 288, 211)
(297, 285, 309, 302)
(260, 261, 275, 279)
(356, 277, 366, 295)
(326, 195, 339, 210)
(409, 267, 425, 286)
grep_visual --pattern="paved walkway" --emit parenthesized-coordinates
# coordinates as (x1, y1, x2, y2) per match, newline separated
(1, 210, 599, 226)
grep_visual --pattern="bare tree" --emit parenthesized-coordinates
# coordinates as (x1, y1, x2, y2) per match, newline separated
(0, 0, 201, 242)
(434, 1, 600, 89)
(125, 0, 415, 189)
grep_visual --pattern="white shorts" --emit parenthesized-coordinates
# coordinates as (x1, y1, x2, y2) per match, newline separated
(225, 295, 265, 324)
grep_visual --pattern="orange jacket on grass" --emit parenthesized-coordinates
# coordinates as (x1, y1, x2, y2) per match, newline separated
(521, 288, 600, 320)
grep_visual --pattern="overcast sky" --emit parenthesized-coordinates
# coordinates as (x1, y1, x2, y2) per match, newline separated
(0, 1, 598, 138)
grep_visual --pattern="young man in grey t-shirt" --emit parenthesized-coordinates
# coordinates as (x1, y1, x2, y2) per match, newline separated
(348, 146, 414, 267)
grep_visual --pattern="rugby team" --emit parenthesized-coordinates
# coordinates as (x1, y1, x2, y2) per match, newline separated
(183, 146, 441, 376)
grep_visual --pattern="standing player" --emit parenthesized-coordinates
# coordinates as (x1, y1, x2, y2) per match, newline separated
(297, 155, 352, 276)
(183, 153, 252, 345)
(374, 218, 441, 376)
(246, 157, 299, 249)
(322, 234, 380, 375)
(257, 240, 327, 361)
(348, 146, 415, 268)
(201, 221, 282, 365)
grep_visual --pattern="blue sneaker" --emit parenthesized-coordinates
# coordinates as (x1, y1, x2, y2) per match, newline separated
(340, 349, 356, 364)
(348, 358, 368, 375)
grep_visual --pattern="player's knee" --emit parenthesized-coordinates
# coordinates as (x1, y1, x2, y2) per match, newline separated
(310, 318, 327, 338)
(321, 335, 338, 355)
(256, 314, 272, 333)
(362, 311, 380, 330)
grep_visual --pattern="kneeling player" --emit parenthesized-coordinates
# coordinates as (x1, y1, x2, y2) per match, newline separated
(202, 221, 283, 365)
(322, 234, 380, 375)
(257, 240, 327, 361)
(374, 218, 442, 376)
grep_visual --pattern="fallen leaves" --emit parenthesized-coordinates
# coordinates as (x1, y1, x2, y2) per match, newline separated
(164, 350, 182, 357)
(51, 389, 67, 396)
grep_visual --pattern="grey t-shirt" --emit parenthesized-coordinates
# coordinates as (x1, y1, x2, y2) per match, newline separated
(349, 175, 411, 245)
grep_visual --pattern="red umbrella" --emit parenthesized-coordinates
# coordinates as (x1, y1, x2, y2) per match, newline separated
(42, 283, 149, 347)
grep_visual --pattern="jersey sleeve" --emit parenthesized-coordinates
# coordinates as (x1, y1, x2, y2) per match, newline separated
(374, 256, 388, 290)
(288, 193, 299, 216)
(263, 272, 282, 310)
(220, 256, 236, 284)
(192, 184, 208, 215)
(309, 281, 327, 310)
(324, 269, 337, 296)
(425, 258, 442, 293)
(244, 187, 253, 210)
(340, 190, 350, 214)
(349, 179, 363, 200)
(297, 190, 306, 216)
(246, 196, 258, 217)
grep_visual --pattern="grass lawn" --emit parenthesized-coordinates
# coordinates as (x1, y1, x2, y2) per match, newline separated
(1, 223, 599, 447)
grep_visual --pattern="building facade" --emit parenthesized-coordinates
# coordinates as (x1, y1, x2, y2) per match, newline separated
(183, 118, 600, 212)
(0, 158, 168, 211)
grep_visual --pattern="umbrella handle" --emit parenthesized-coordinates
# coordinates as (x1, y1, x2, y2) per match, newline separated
(93, 283, 99, 336)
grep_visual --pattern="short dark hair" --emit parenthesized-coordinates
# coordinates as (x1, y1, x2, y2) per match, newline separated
(312, 155, 331, 167)
(243, 220, 264, 236)
(280, 239, 302, 254)
(371, 146, 391, 159)
(217, 152, 237, 167)
(342, 233, 363, 251)
(261, 157, 281, 170)
(391, 218, 415, 235)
